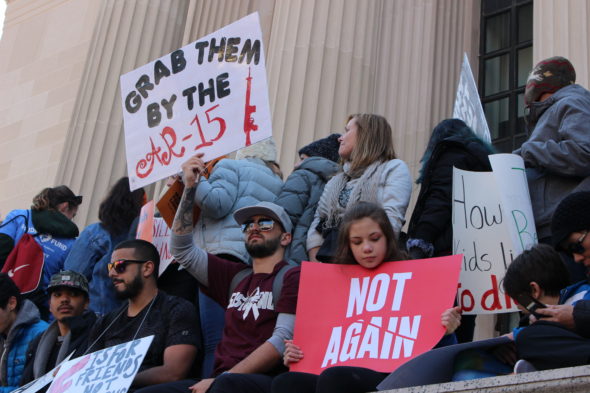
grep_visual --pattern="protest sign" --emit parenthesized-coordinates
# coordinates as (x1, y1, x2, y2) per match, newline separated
(121, 12, 272, 190)
(489, 154, 537, 252)
(453, 53, 492, 143)
(10, 353, 74, 393)
(453, 154, 535, 314)
(291, 256, 462, 374)
(152, 217, 174, 276)
(47, 336, 153, 393)
(136, 200, 155, 242)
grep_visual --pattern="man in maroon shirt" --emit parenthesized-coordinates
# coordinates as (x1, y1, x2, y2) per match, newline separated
(144, 153, 300, 393)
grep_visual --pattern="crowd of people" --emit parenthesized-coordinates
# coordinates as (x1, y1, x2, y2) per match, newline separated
(0, 55, 588, 393)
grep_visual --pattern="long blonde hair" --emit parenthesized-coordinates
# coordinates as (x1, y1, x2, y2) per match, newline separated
(347, 113, 396, 176)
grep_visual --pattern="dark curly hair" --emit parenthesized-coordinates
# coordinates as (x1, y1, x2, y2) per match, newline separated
(98, 177, 145, 235)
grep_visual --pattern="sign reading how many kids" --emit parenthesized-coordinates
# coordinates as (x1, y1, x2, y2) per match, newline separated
(120, 12, 272, 190)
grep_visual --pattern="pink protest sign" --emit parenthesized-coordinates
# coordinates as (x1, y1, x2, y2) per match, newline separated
(291, 256, 461, 374)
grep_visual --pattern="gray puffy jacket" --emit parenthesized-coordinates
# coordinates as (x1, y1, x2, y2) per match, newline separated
(193, 157, 283, 263)
(275, 156, 339, 263)
(516, 84, 590, 239)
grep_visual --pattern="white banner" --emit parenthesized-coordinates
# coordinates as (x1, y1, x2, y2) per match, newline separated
(46, 336, 153, 393)
(121, 12, 272, 190)
(153, 217, 174, 276)
(489, 154, 538, 253)
(453, 53, 492, 143)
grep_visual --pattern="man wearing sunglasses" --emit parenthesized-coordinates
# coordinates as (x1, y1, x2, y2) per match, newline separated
(149, 152, 300, 393)
(529, 191, 590, 332)
(86, 239, 199, 391)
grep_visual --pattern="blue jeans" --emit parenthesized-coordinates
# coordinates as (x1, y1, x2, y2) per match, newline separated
(199, 289, 225, 378)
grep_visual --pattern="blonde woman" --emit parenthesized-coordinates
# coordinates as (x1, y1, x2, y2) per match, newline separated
(307, 114, 412, 262)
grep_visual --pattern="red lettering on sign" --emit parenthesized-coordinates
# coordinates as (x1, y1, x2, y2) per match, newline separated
(136, 127, 185, 179)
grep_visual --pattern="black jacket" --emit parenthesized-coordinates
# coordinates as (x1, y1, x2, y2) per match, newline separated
(408, 137, 492, 255)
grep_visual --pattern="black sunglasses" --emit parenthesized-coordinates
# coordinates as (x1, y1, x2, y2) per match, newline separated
(241, 218, 275, 234)
(107, 259, 149, 274)
(566, 231, 588, 255)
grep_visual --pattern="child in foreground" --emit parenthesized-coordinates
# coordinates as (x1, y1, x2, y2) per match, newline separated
(271, 202, 461, 393)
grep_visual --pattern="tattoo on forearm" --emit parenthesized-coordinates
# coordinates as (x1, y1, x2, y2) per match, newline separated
(172, 185, 197, 235)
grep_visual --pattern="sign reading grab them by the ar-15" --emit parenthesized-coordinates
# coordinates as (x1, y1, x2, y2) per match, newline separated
(291, 256, 461, 375)
(46, 336, 153, 393)
(120, 12, 272, 190)
(453, 154, 537, 315)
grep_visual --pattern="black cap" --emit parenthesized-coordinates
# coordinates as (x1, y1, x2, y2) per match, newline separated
(551, 191, 590, 248)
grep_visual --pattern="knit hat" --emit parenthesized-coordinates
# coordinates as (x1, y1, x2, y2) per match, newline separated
(298, 134, 341, 163)
(551, 191, 590, 248)
(524, 56, 576, 106)
(235, 138, 277, 162)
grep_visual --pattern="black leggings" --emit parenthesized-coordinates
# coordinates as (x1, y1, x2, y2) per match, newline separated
(271, 367, 387, 393)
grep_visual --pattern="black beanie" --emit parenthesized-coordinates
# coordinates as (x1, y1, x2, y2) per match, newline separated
(551, 191, 590, 248)
(298, 133, 341, 163)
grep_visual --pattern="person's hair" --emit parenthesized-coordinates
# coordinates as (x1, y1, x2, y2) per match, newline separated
(99, 177, 145, 235)
(503, 243, 570, 298)
(31, 185, 82, 211)
(0, 273, 22, 311)
(417, 118, 495, 184)
(347, 114, 397, 176)
(334, 202, 406, 265)
(113, 239, 160, 278)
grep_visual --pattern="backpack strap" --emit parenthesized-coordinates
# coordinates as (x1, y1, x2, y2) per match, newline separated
(228, 268, 253, 300)
(271, 263, 298, 309)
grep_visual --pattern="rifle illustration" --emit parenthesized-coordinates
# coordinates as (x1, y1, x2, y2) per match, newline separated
(243, 67, 258, 146)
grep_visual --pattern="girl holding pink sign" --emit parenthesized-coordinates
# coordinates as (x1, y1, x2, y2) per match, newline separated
(273, 202, 462, 393)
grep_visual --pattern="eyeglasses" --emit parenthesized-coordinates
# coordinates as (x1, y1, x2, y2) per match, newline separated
(241, 219, 275, 234)
(566, 231, 588, 255)
(107, 259, 149, 274)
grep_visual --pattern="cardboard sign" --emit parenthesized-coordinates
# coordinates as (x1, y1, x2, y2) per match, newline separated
(121, 12, 272, 190)
(46, 336, 153, 393)
(291, 256, 462, 374)
(152, 217, 174, 276)
(453, 53, 492, 143)
(136, 200, 155, 242)
(453, 154, 536, 315)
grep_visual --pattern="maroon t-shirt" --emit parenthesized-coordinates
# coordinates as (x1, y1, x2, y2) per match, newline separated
(202, 254, 300, 375)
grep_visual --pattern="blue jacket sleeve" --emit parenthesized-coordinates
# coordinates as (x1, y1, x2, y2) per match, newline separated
(64, 225, 109, 281)
(195, 161, 240, 220)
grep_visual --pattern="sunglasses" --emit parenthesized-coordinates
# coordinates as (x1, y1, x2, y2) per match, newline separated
(566, 231, 588, 255)
(107, 259, 149, 274)
(241, 219, 275, 234)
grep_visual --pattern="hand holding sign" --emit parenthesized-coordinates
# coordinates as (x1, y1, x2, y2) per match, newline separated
(181, 153, 206, 187)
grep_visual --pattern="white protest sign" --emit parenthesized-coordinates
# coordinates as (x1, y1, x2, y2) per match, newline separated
(153, 217, 174, 276)
(489, 154, 537, 253)
(453, 53, 492, 143)
(121, 12, 272, 190)
(453, 167, 519, 314)
(46, 336, 153, 393)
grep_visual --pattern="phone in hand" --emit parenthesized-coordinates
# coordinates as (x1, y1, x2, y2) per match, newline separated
(514, 292, 547, 319)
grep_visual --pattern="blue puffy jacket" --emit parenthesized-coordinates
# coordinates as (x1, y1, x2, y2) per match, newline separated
(192, 157, 283, 263)
(0, 300, 47, 392)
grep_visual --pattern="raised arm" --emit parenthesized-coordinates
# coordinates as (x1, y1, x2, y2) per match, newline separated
(170, 153, 209, 285)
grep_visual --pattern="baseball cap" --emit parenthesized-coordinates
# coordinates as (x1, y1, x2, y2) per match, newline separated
(233, 201, 293, 234)
(48, 270, 89, 296)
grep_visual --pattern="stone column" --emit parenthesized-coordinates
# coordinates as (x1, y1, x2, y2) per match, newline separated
(56, 0, 189, 225)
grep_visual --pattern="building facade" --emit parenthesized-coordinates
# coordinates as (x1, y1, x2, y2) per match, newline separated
(0, 0, 589, 228)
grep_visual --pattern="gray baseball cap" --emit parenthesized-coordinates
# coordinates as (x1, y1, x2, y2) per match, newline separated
(233, 201, 293, 234)
(48, 270, 89, 296)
